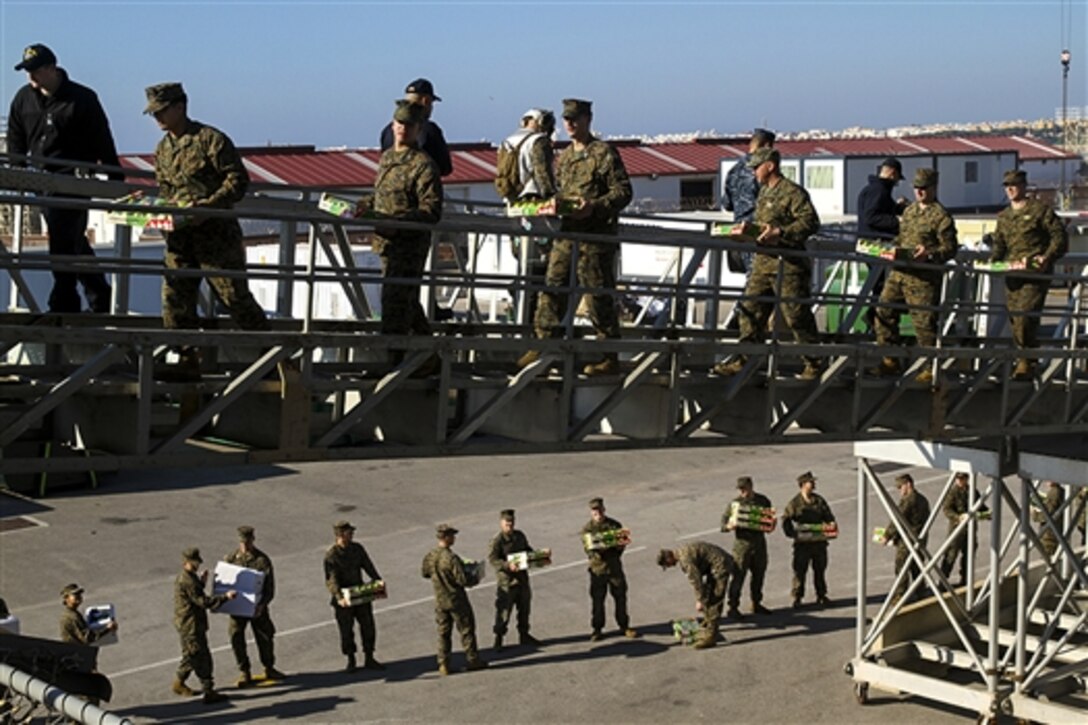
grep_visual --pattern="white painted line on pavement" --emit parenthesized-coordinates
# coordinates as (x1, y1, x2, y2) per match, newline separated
(110, 546, 647, 680)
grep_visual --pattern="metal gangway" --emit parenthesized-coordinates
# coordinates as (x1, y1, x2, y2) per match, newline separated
(0, 159, 1086, 481)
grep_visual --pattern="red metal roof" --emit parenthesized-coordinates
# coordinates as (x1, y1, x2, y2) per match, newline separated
(119, 135, 1073, 189)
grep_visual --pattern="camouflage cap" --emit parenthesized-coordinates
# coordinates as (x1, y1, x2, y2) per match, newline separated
(404, 78, 441, 101)
(913, 168, 938, 188)
(737, 476, 754, 489)
(333, 520, 356, 534)
(237, 525, 255, 541)
(588, 497, 604, 510)
(500, 509, 515, 521)
(14, 44, 56, 72)
(656, 549, 675, 569)
(436, 523, 459, 538)
(60, 583, 84, 599)
(747, 147, 780, 168)
(393, 99, 426, 125)
(1003, 169, 1027, 186)
(752, 127, 776, 145)
(143, 82, 186, 115)
(797, 471, 817, 485)
(895, 473, 914, 486)
(562, 98, 592, 119)
(182, 546, 203, 564)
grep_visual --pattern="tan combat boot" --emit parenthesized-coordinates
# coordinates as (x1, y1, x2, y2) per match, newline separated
(870, 357, 901, 377)
(516, 350, 542, 369)
(692, 634, 717, 649)
(914, 368, 934, 384)
(711, 356, 747, 377)
(235, 670, 254, 688)
(798, 362, 825, 381)
(465, 659, 489, 672)
(1012, 359, 1035, 380)
(171, 678, 198, 697)
(583, 355, 618, 377)
(438, 661, 451, 676)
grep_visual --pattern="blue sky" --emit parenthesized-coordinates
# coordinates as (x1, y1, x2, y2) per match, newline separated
(2, 0, 1085, 154)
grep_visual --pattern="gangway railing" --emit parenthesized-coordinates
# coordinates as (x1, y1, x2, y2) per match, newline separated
(1, 158, 1087, 477)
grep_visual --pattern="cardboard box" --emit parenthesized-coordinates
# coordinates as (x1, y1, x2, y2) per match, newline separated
(85, 604, 117, 646)
(212, 562, 266, 618)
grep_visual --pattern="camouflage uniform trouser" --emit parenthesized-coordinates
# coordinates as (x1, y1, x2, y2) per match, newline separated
(163, 220, 270, 331)
(534, 239, 620, 339)
(334, 602, 377, 656)
(729, 538, 768, 608)
(589, 568, 629, 631)
(378, 235, 431, 337)
(493, 579, 532, 637)
(737, 261, 820, 365)
(892, 540, 926, 601)
(436, 599, 479, 667)
(1040, 529, 1059, 558)
(229, 611, 276, 672)
(176, 630, 214, 690)
(940, 529, 975, 583)
(790, 542, 828, 600)
(1005, 276, 1048, 351)
(875, 270, 939, 348)
(699, 573, 728, 639)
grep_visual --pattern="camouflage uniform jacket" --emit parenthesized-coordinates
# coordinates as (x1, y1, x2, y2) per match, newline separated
(1032, 485, 1065, 525)
(990, 199, 1068, 271)
(324, 542, 381, 604)
(782, 492, 835, 543)
(225, 546, 275, 608)
(751, 177, 820, 275)
(174, 569, 229, 636)
(487, 529, 532, 588)
(154, 120, 249, 209)
(59, 606, 104, 645)
(676, 542, 735, 602)
(557, 138, 632, 235)
(581, 515, 627, 576)
(885, 490, 931, 546)
(942, 485, 987, 533)
(722, 491, 773, 544)
(722, 159, 759, 222)
(421, 546, 470, 609)
(365, 145, 442, 249)
(895, 201, 958, 279)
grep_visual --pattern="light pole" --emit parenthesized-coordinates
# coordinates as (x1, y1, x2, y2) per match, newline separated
(1060, 49, 1071, 210)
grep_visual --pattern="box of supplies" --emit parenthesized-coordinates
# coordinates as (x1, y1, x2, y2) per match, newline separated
(855, 238, 907, 261)
(106, 193, 178, 231)
(212, 562, 266, 618)
(727, 501, 777, 533)
(795, 522, 838, 542)
(581, 528, 631, 551)
(507, 549, 552, 571)
(85, 604, 117, 646)
(340, 580, 387, 605)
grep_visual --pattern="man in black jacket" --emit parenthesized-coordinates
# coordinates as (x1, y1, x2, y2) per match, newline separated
(855, 157, 907, 332)
(7, 44, 121, 313)
(379, 78, 452, 177)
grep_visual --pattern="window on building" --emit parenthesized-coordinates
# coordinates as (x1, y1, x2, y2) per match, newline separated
(965, 161, 979, 184)
(781, 165, 799, 183)
(805, 164, 835, 190)
(680, 179, 714, 211)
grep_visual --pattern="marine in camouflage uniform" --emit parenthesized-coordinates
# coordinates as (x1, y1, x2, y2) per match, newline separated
(421, 524, 486, 674)
(324, 520, 384, 672)
(722, 476, 772, 616)
(882, 474, 931, 603)
(721, 128, 775, 280)
(527, 99, 632, 376)
(361, 100, 443, 340)
(581, 497, 636, 639)
(657, 542, 735, 648)
(145, 83, 269, 334)
(782, 471, 836, 607)
(1033, 481, 1065, 559)
(173, 547, 234, 703)
(989, 170, 1068, 378)
(59, 583, 114, 645)
(223, 526, 282, 685)
(873, 168, 958, 380)
(487, 509, 538, 649)
(713, 148, 823, 379)
(940, 473, 986, 585)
